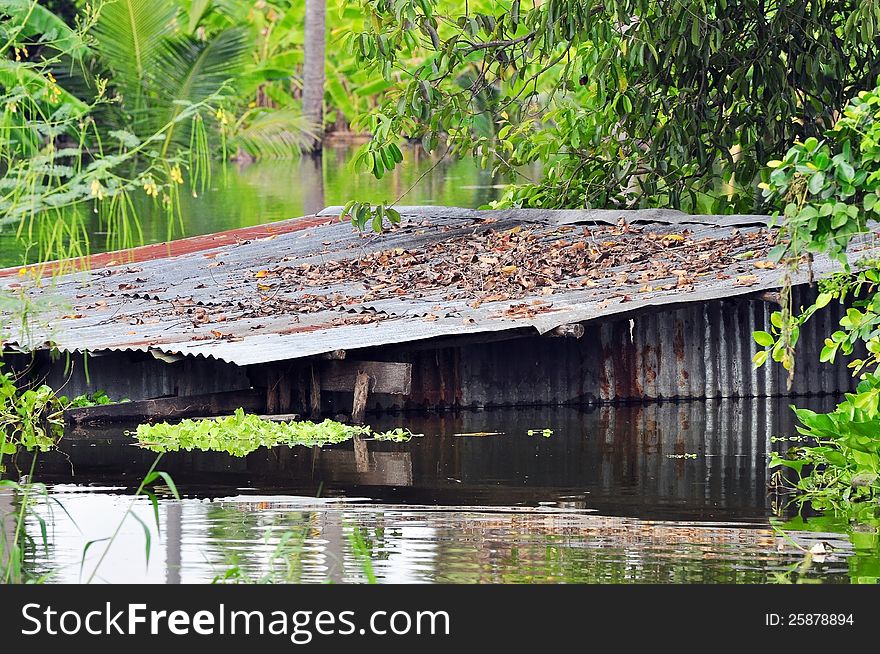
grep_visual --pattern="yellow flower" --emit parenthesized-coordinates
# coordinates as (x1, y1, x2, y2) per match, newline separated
(90, 179, 105, 200)
(143, 178, 159, 197)
(215, 108, 230, 126)
(169, 165, 183, 185)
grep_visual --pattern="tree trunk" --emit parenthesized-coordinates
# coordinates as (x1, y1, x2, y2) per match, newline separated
(301, 151, 325, 215)
(302, 0, 326, 151)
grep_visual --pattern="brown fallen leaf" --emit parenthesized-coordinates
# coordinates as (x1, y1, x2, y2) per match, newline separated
(735, 275, 760, 286)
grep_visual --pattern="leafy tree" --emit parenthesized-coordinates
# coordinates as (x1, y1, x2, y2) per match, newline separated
(345, 0, 880, 213)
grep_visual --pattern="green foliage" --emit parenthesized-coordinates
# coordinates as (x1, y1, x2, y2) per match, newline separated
(0, 0, 88, 57)
(760, 87, 880, 266)
(0, 1, 229, 262)
(134, 408, 421, 456)
(772, 513, 880, 584)
(0, 364, 112, 457)
(88, 0, 247, 151)
(340, 199, 400, 233)
(756, 85, 880, 374)
(771, 381, 880, 512)
(0, 473, 56, 583)
(760, 83, 880, 511)
(345, 0, 880, 213)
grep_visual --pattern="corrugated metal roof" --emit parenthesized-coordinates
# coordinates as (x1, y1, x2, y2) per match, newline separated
(0, 207, 868, 366)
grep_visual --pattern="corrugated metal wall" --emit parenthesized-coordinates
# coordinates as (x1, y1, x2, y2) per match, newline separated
(348, 284, 857, 411)
(19, 283, 856, 411)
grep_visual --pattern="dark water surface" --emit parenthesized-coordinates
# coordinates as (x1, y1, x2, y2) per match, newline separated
(4, 398, 877, 584)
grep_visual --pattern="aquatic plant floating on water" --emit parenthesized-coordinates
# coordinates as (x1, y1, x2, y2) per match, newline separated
(132, 409, 421, 457)
(527, 429, 554, 438)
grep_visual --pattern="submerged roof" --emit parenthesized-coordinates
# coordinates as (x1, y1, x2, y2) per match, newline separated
(0, 206, 859, 366)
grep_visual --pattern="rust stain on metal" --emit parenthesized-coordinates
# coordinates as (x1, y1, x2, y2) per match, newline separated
(642, 344, 658, 385)
(276, 321, 348, 336)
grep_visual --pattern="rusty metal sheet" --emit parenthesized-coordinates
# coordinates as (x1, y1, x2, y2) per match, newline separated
(1, 207, 873, 368)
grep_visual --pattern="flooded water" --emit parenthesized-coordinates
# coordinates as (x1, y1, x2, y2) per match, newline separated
(0, 145, 510, 267)
(4, 398, 878, 584)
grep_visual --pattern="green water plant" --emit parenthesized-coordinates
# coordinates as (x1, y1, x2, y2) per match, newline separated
(0, 363, 112, 459)
(771, 511, 880, 584)
(758, 83, 880, 511)
(134, 408, 421, 456)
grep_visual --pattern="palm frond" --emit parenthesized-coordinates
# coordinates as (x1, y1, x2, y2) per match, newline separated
(210, 0, 252, 25)
(92, 0, 177, 106)
(230, 109, 316, 160)
(183, 0, 213, 35)
(146, 27, 250, 147)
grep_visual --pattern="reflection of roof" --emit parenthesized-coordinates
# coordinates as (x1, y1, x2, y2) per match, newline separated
(0, 206, 852, 366)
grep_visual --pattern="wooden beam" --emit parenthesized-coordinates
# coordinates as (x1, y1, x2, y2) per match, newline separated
(277, 371, 293, 413)
(320, 360, 412, 395)
(353, 437, 369, 473)
(266, 369, 280, 414)
(351, 370, 372, 424)
(64, 389, 264, 426)
(309, 365, 321, 418)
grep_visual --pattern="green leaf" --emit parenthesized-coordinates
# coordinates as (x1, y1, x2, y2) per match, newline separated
(753, 331, 775, 347)
(814, 292, 833, 309)
(155, 471, 180, 500)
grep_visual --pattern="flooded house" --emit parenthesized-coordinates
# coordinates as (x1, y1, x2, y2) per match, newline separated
(1, 206, 869, 584)
(0, 207, 859, 422)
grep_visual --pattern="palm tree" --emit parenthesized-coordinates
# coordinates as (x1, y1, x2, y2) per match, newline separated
(302, 0, 326, 151)
(82, 0, 313, 159)
(91, 0, 246, 150)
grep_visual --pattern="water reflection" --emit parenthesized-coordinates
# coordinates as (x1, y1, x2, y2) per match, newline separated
(0, 145, 509, 266)
(37, 398, 840, 520)
(10, 397, 871, 584)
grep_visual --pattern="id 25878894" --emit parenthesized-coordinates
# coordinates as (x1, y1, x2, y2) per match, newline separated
(765, 614, 854, 627)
